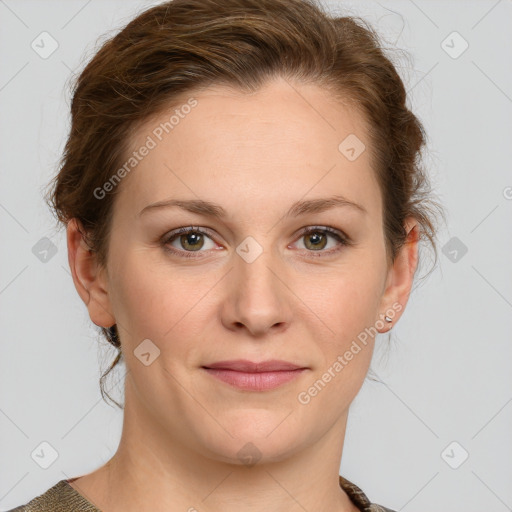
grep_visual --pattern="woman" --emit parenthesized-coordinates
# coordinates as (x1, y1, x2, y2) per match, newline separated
(9, 0, 442, 510)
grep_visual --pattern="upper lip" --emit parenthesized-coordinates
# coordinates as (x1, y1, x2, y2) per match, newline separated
(202, 359, 306, 372)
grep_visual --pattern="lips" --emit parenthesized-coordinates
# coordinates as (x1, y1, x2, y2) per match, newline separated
(201, 359, 308, 391)
(202, 359, 306, 372)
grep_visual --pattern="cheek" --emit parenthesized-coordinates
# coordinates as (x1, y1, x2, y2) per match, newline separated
(108, 227, 386, 352)
(296, 253, 386, 396)
(296, 267, 382, 412)
(108, 247, 218, 347)
(107, 247, 174, 340)
(302, 258, 385, 337)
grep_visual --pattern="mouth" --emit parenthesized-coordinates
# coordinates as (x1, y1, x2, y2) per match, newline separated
(201, 359, 308, 391)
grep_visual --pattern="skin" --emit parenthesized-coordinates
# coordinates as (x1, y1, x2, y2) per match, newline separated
(67, 76, 418, 512)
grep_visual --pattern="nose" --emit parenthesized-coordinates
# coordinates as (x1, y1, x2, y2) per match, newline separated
(221, 249, 292, 337)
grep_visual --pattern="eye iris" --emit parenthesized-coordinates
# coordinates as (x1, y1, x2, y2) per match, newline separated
(304, 232, 327, 250)
(181, 232, 204, 251)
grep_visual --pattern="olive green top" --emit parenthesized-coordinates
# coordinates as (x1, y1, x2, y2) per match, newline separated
(8, 475, 395, 511)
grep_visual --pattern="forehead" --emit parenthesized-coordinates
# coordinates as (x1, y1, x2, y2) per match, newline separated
(114, 77, 381, 222)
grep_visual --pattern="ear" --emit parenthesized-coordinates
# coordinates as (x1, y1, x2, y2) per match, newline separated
(67, 218, 116, 329)
(376, 217, 419, 332)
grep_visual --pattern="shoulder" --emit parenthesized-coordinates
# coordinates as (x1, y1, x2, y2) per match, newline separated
(339, 474, 397, 512)
(5, 480, 100, 512)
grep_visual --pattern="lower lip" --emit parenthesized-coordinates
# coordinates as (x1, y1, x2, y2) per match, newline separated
(203, 368, 306, 391)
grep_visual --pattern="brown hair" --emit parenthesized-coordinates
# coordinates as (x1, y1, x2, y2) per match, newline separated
(45, 0, 445, 408)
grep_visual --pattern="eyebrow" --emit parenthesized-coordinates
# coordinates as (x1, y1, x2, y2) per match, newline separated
(138, 194, 367, 218)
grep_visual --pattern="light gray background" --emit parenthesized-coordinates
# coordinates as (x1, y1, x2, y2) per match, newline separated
(1, 1, 511, 510)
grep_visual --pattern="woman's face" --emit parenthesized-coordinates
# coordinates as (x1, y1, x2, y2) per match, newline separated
(73, 77, 416, 465)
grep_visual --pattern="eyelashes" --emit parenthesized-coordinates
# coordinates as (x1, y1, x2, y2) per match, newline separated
(161, 225, 352, 259)
(161, 226, 218, 258)
(290, 226, 351, 257)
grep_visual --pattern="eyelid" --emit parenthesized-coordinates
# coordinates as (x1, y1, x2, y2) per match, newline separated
(161, 225, 352, 258)
(161, 226, 222, 259)
(290, 225, 352, 257)
(162, 225, 216, 241)
(294, 225, 350, 242)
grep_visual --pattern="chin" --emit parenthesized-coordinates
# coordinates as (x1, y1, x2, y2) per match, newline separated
(199, 419, 308, 467)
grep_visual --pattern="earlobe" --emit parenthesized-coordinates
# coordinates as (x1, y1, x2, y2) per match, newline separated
(67, 218, 116, 328)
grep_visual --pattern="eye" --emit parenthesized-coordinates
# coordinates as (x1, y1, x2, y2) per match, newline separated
(292, 226, 351, 257)
(161, 225, 351, 259)
(162, 226, 219, 258)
